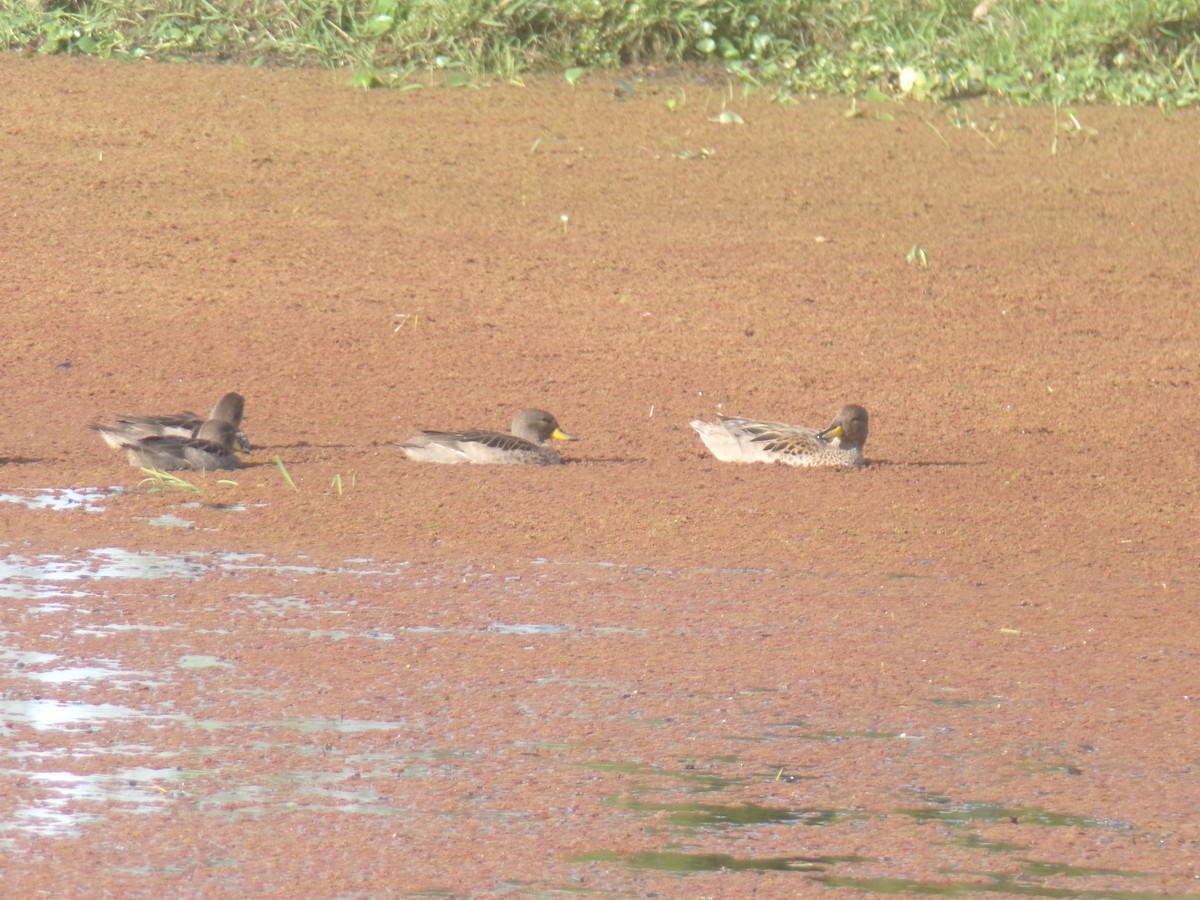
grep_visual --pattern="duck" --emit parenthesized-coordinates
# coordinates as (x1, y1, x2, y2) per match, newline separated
(690, 404, 869, 467)
(399, 408, 576, 465)
(119, 418, 241, 472)
(92, 392, 251, 451)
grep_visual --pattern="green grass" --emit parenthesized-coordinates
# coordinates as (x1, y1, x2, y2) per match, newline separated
(330, 473, 355, 496)
(273, 456, 299, 492)
(2, 1, 1197, 105)
(137, 467, 240, 494)
(138, 467, 203, 494)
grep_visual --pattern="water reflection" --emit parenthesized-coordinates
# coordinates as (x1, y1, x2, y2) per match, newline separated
(0, 487, 118, 513)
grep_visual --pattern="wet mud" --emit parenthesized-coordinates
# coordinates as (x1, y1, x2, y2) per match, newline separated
(2, 56, 1198, 896)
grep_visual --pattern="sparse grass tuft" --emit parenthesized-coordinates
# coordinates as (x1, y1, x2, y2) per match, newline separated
(330, 473, 356, 496)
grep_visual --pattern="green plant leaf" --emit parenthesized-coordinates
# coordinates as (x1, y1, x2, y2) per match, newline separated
(352, 69, 381, 89)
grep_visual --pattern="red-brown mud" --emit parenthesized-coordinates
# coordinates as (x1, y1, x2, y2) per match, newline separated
(1, 56, 1198, 896)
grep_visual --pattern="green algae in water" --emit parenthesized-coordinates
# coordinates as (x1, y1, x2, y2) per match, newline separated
(611, 797, 864, 829)
(798, 729, 904, 742)
(573, 849, 864, 872)
(1018, 858, 1152, 879)
(927, 696, 1005, 708)
(953, 833, 1028, 853)
(816, 874, 1184, 898)
(898, 801, 1131, 830)
(584, 760, 742, 793)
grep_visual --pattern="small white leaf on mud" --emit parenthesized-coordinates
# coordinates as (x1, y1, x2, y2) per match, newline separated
(710, 110, 745, 125)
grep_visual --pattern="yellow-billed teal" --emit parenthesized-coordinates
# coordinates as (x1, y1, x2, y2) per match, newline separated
(691, 404, 869, 467)
(120, 418, 241, 472)
(92, 392, 250, 451)
(399, 408, 576, 465)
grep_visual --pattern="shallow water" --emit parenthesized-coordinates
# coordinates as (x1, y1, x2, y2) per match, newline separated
(1, 538, 1189, 895)
(0, 487, 119, 514)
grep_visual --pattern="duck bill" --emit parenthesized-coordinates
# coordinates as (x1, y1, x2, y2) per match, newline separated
(817, 424, 844, 441)
(551, 428, 577, 442)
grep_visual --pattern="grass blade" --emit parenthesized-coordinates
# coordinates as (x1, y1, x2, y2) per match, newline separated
(138, 468, 202, 494)
(274, 456, 299, 492)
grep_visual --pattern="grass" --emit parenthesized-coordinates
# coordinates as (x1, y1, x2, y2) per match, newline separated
(1, 1, 1197, 105)
(274, 456, 299, 492)
(138, 468, 203, 494)
(138, 468, 241, 494)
